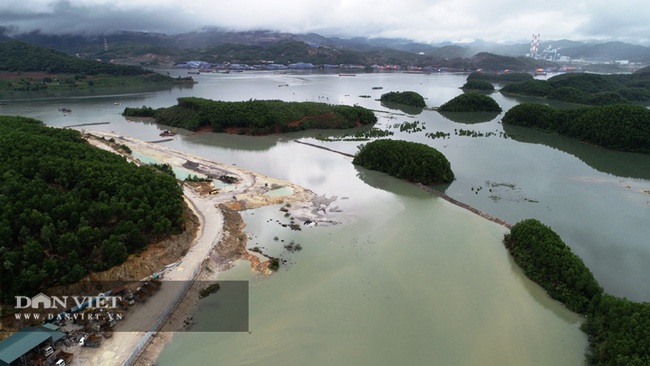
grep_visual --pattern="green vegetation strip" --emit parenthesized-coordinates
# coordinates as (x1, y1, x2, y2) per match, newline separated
(0, 116, 185, 303)
(314, 127, 394, 142)
(467, 71, 534, 83)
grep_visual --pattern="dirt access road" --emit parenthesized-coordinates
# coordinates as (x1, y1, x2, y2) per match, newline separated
(70, 184, 223, 365)
(67, 131, 321, 365)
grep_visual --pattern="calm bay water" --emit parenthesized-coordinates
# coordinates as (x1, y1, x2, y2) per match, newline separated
(3, 70, 650, 365)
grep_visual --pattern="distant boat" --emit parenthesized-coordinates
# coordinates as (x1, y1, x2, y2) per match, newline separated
(159, 130, 177, 137)
(339, 74, 356, 76)
(187, 71, 200, 74)
(372, 86, 383, 90)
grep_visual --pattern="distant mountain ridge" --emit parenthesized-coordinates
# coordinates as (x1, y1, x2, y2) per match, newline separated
(2, 27, 650, 63)
(558, 41, 650, 61)
(2, 28, 649, 74)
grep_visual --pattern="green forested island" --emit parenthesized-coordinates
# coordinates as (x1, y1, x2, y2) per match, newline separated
(504, 219, 650, 366)
(502, 103, 650, 153)
(123, 97, 377, 134)
(352, 139, 454, 184)
(499, 68, 650, 105)
(500, 79, 552, 97)
(583, 294, 650, 365)
(504, 219, 602, 314)
(0, 116, 185, 302)
(379, 91, 426, 108)
(437, 92, 502, 112)
(460, 79, 495, 91)
(0, 40, 192, 90)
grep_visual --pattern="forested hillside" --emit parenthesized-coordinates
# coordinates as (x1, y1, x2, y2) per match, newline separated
(4, 31, 557, 72)
(0, 40, 188, 91)
(8, 28, 650, 65)
(0, 117, 185, 302)
(0, 40, 149, 75)
(124, 97, 377, 134)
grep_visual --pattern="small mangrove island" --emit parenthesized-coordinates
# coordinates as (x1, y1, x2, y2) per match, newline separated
(504, 219, 650, 366)
(502, 103, 650, 153)
(352, 139, 454, 184)
(123, 97, 378, 135)
(379, 91, 426, 108)
(438, 92, 502, 112)
(460, 79, 495, 92)
(504, 219, 602, 315)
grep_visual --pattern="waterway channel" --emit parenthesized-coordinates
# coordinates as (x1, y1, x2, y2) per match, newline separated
(3, 70, 649, 365)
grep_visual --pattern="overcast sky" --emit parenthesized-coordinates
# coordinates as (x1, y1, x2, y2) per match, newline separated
(1, 0, 648, 45)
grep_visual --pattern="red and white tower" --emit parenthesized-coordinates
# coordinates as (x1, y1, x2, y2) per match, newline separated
(529, 33, 540, 58)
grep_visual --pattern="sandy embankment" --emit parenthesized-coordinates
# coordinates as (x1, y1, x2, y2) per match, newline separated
(67, 131, 338, 366)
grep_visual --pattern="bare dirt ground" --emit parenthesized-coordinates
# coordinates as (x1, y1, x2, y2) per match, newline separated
(62, 131, 334, 365)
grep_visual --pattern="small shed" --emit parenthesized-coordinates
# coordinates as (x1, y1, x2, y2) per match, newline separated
(0, 327, 66, 366)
